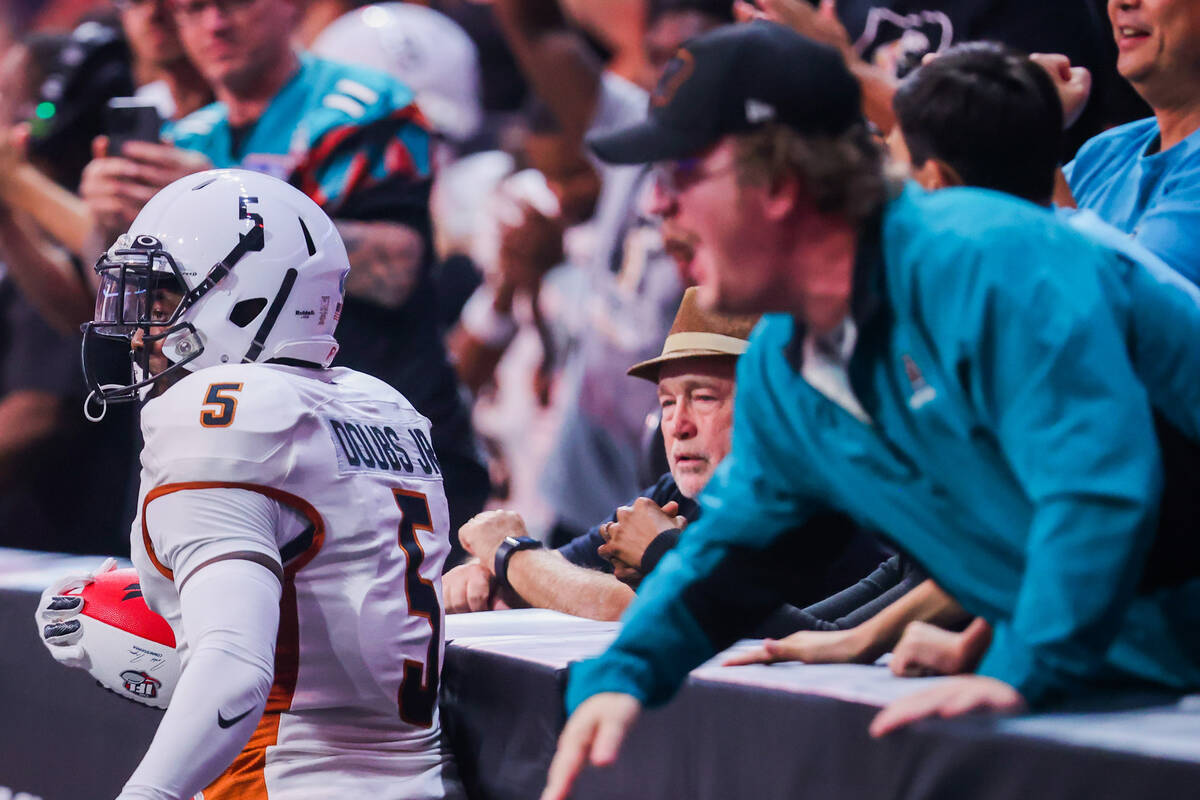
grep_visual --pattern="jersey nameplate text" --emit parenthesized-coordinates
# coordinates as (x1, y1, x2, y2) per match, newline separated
(322, 415, 441, 478)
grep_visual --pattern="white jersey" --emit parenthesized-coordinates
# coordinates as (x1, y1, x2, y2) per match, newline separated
(130, 363, 459, 800)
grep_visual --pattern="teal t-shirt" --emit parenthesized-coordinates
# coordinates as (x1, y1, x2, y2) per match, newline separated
(1065, 117, 1200, 287)
(163, 53, 431, 210)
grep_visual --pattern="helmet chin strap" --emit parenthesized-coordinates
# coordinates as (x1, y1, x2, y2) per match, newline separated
(242, 268, 299, 363)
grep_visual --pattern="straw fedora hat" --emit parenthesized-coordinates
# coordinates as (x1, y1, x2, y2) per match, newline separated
(627, 287, 761, 382)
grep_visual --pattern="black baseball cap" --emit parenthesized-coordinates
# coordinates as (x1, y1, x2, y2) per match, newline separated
(588, 21, 862, 164)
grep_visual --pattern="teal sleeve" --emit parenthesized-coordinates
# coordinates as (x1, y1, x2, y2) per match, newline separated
(566, 326, 822, 711)
(955, 232, 1161, 706)
(293, 106, 432, 210)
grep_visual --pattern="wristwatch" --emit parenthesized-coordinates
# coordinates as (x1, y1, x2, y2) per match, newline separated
(494, 536, 543, 590)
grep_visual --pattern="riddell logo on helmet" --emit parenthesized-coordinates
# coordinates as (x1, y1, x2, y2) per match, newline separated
(121, 670, 162, 698)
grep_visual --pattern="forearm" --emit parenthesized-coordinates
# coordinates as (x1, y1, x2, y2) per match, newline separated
(0, 391, 62, 482)
(335, 220, 425, 309)
(448, 283, 519, 394)
(848, 59, 898, 134)
(507, 549, 634, 621)
(492, 0, 601, 144)
(568, 522, 805, 710)
(849, 579, 965, 658)
(2, 163, 95, 258)
(119, 560, 279, 800)
(0, 210, 94, 333)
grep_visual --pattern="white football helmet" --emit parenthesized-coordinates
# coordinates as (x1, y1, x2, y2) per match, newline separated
(312, 3, 483, 142)
(82, 169, 349, 416)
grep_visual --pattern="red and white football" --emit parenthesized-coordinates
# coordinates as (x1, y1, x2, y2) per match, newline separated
(63, 568, 179, 709)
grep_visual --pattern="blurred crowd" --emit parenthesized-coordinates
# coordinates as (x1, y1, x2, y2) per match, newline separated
(3, 0, 1200, 698)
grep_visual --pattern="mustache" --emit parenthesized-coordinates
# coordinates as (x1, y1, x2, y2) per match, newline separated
(662, 225, 699, 259)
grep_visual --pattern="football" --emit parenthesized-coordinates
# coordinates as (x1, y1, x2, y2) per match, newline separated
(62, 568, 179, 709)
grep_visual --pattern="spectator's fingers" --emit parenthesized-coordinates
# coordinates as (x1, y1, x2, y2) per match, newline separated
(590, 708, 634, 766)
(112, 180, 159, 207)
(869, 685, 949, 737)
(600, 521, 616, 542)
(442, 572, 466, 613)
(92, 135, 109, 159)
(961, 617, 992, 650)
(939, 686, 988, 717)
(889, 623, 922, 676)
(659, 500, 679, 516)
(614, 504, 633, 524)
(127, 163, 183, 191)
(541, 708, 600, 800)
(612, 563, 641, 586)
(818, 0, 837, 21)
(1029, 53, 1072, 82)
(732, 0, 762, 23)
(85, 195, 134, 217)
(673, 515, 688, 529)
(121, 141, 211, 173)
(467, 568, 493, 612)
(722, 644, 776, 666)
(119, 140, 177, 165)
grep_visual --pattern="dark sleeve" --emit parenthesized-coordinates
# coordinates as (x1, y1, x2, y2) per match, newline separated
(555, 523, 612, 572)
(750, 556, 928, 639)
(750, 605, 839, 638)
(639, 529, 681, 574)
(329, 172, 434, 234)
(555, 474, 682, 573)
(803, 555, 909, 622)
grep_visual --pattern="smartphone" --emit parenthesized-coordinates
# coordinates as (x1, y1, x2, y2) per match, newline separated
(105, 97, 162, 154)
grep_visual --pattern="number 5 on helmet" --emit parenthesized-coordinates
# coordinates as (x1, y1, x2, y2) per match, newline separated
(35, 562, 180, 709)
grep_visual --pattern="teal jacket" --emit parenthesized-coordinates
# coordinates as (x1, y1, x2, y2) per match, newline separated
(164, 54, 431, 210)
(568, 183, 1200, 711)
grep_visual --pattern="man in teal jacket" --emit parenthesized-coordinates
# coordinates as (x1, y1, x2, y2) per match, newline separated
(541, 22, 1200, 800)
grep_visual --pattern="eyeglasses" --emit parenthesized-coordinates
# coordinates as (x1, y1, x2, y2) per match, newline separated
(169, 0, 257, 18)
(113, 0, 164, 10)
(651, 155, 737, 199)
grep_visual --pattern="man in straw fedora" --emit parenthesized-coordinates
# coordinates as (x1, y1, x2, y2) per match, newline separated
(442, 287, 763, 619)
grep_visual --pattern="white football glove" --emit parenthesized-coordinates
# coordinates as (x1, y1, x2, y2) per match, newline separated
(35, 557, 117, 669)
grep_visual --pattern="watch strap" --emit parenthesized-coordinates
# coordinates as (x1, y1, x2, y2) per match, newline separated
(494, 535, 543, 590)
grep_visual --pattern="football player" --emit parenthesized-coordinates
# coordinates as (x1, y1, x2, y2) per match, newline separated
(41, 168, 463, 799)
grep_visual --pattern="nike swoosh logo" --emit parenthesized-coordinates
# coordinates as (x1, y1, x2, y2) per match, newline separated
(217, 708, 254, 729)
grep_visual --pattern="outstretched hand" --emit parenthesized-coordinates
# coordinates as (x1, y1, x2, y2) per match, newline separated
(723, 626, 878, 666)
(541, 692, 642, 800)
(869, 675, 1025, 737)
(890, 616, 992, 678)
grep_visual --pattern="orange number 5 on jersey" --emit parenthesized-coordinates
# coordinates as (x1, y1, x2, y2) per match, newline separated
(200, 383, 244, 427)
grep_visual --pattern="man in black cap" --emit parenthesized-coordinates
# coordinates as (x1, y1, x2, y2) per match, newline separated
(540, 20, 1200, 800)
